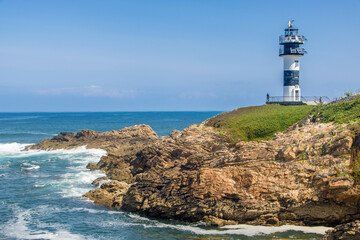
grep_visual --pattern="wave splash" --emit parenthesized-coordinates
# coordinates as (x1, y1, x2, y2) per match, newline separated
(0, 142, 30, 154)
(0, 142, 106, 156)
(125, 213, 332, 236)
(1, 207, 87, 240)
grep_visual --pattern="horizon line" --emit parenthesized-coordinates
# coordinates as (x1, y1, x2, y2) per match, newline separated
(0, 110, 226, 114)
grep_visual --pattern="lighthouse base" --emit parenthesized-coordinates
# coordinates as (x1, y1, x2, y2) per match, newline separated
(283, 85, 301, 102)
(267, 100, 305, 106)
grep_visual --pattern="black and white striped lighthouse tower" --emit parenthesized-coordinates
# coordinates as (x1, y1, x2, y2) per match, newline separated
(279, 20, 307, 102)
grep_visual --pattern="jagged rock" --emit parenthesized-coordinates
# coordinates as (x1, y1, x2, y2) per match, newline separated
(91, 176, 109, 187)
(84, 180, 130, 209)
(203, 216, 238, 226)
(27, 124, 159, 156)
(87, 162, 99, 171)
(276, 146, 297, 161)
(324, 220, 360, 239)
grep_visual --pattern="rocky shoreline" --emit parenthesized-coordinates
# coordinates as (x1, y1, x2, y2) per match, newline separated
(28, 117, 360, 239)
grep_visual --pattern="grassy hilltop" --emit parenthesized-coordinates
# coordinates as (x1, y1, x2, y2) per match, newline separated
(206, 95, 360, 142)
(313, 95, 360, 124)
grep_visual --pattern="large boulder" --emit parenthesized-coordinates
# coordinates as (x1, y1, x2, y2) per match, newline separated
(84, 180, 131, 209)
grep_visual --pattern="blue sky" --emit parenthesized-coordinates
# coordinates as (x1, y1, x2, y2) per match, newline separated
(0, 0, 359, 111)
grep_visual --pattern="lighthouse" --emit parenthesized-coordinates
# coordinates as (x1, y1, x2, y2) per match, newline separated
(279, 20, 307, 102)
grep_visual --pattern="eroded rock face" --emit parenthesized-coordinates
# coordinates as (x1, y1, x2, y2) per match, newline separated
(85, 180, 131, 209)
(116, 121, 360, 227)
(28, 120, 360, 229)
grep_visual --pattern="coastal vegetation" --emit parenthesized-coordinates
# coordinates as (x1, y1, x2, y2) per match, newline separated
(206, 95, 360, 142)
(206, 104, 315, 141)
(312, 95, 360, 124)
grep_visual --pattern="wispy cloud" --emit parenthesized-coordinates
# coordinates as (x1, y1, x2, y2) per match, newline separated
(36, 85, 136, 98)
(179, 91, 217, 100)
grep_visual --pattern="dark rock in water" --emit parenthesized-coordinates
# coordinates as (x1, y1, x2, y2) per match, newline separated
(87, 162, 99, 171)
(324, 220, 360, 239)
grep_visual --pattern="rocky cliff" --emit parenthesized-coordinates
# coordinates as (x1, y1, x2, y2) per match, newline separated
(28, 107, 360, 238)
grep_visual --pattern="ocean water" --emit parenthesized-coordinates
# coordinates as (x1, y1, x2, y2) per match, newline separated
(0, 112, 331, 240)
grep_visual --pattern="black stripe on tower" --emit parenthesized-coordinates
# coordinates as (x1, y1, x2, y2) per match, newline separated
(284, 70, 299, 86)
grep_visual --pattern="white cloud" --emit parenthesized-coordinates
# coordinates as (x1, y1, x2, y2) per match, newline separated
(36, 85, 136, 98)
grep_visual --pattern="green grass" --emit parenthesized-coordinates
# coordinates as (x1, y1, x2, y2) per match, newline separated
(312, 95, 360, 124)
(206, 104, 315, 141)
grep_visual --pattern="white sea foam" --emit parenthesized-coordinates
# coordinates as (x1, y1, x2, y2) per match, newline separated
(54, 168, 106, 198)
(0, 143, 106, 158)
(1, 208, 87, 240)
(0, 142, 106, 198)
(145, 222, 331, 236)
(44, 146, 106, 158)
(33, 184, 46, 188)
(125, 213, 333, 236)
(128, 213, 154, 222)
(0, 142, 31, 154)
(68, 207, 123, 215)
(22, 165, 40, 170)
(33, 146, 107, 198)
(218, 224, 332, 236)
(21, 162, 40, 171)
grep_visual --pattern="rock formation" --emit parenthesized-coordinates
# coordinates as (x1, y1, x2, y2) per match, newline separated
(28, 124, 158, 156)
(28, 116, 360, 234)
(323, 220, 360, 239)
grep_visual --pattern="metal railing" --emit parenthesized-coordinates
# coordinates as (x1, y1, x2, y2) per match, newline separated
(279, 35, 307, 44)
(266, 96, 331, 104)
(279, 46, 307, 55)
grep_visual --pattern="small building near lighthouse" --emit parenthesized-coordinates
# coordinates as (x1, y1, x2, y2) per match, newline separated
(267, 21, 329, 105)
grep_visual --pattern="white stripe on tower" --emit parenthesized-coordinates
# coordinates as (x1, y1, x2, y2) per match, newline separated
(283, 56, 300, 101)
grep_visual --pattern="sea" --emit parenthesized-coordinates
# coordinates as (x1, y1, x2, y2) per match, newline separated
(0, 112, 331, 240)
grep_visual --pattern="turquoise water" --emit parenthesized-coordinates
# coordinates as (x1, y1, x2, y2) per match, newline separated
(0, 112, 330, 239)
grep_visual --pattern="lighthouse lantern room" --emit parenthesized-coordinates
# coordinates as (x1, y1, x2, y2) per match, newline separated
(279, 20, 307, 102)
